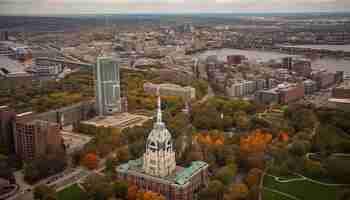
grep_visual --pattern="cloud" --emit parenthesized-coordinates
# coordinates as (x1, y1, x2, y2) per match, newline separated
(0, 0, 348, 14)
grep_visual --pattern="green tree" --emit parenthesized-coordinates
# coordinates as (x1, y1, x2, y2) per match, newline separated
(224, 183, 249, 200)
(289, 140, 309, 157)
(34, 185, 57, 200)
(84, 175, 114, 200)
(338, 188, 350, 200)
(246, 185, 260, 200)
(114, 180, 128, 199)
(199, 180, 225, 200)
(324, 156, 350, 183)
(234, 111, 250, 130)
(214, 164, 237, 185)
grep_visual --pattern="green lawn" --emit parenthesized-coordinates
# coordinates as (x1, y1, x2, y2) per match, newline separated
(263, 175, 343, 200)
(262, 189, 296, 200)
(57, 184, 85, 200)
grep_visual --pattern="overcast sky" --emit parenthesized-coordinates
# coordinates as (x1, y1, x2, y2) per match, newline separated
(0, 0, 349, 15)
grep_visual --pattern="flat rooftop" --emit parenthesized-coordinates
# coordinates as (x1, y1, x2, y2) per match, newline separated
(0, 55, 30, 77)
(83, 112, 151, 130)
(335, 80, 350, 90)
(328, 98, 350, 104)
(61, 130, 93, 154)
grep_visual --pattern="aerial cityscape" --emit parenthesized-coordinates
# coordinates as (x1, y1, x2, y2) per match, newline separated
(1, 1, 350, 200)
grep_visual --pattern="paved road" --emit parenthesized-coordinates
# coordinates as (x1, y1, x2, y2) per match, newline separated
(9, 167, 90, 200)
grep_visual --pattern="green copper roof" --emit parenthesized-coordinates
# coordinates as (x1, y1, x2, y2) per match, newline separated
(174, 161, 207, 185)
(116, 159, 208, 186)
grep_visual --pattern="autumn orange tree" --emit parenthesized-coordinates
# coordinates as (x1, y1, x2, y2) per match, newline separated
(194, 130, 225, 146)
(83, 153, 98, 170)
(138, 191, 166, 200)
(239, 129, 272, 155)
(224, 183, 249, 200)
(245, 168, 262, 188)
(128, 184, 138, 200)
(239, 129, 272, 169)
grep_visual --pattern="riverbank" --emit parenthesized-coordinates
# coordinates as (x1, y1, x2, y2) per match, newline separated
(194, 48, 350, 73)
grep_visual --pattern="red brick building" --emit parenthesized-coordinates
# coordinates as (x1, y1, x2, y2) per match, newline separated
(0, 107, 16, 154)
(292, 60, 312, 78)
(227, 55, 246, 65)
(279, 84, 305, 104)
(15, 118, 62, 161)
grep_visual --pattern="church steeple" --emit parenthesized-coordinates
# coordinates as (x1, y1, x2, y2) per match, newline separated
(143, 89, 176, 178)
(156, 88, 162, 124)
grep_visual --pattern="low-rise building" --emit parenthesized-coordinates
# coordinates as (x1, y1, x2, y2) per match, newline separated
(227, 55, 246, 65)
(332, 81, 350, 99)
(312, 71, 335, 89)
(303, 80, 317, 95)
(255, 83, 305, 105)
(328, 98, 350, 110)
(0, 55, 31, 78)
(292, 59, 312, 78)
(255, 88, 280, 105)
(144, 82, 196, 100)
(279, 83, 305, 104)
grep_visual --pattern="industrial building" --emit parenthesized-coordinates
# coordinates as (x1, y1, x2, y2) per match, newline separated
(95, 57, 121, 116)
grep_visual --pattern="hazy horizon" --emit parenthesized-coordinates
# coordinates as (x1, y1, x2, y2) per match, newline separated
(0, 0, 350, 15)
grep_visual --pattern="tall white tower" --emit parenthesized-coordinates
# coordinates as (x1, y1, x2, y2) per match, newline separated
(95, 57, 121, 116)
(143, 92, 176, 177)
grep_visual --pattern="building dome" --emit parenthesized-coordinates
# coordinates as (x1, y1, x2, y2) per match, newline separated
(146, 122, 172, 152)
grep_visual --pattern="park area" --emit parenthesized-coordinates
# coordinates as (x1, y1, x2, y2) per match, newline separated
(57, 184, 85, 200)
(262, 173, 346, 200)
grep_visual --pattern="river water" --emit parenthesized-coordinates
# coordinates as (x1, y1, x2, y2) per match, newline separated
(195, 48, 350, 73)
(279, 45, 350, 52)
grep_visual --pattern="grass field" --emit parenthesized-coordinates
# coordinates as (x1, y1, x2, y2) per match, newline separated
(262, 189, 296, 200)
(263, 175, 344, 200)
(57, 184, 85, 200)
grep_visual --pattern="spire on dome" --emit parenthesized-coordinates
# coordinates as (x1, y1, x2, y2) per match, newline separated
(156, 87, 162, 124)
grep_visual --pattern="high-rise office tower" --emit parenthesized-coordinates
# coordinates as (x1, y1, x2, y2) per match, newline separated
(95, 57, 121, 116)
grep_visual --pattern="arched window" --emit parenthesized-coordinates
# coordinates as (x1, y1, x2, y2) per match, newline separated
(166, 140, 172, 152)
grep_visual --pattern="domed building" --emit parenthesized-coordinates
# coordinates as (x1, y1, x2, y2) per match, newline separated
(143, 95, 176, 177)
(116, 94, 209, 200)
